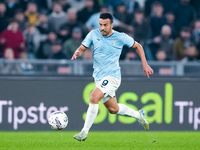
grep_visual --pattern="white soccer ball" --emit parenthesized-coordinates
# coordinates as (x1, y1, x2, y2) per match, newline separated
(48, 111, 68, 130)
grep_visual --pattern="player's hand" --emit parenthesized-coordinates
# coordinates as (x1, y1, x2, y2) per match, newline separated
(143, 64, 154, 78)
(71, 50, 80, 60)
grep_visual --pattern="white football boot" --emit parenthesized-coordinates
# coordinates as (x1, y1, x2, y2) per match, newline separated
(73, 130, 88, 141)
(138, 109, 149, 131)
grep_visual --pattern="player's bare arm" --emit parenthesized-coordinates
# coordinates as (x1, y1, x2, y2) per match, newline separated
(71, 45, 87, 60)
(132, 41, 154, 78)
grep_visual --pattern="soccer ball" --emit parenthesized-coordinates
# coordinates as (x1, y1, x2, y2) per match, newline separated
(48, 111, 68, 130)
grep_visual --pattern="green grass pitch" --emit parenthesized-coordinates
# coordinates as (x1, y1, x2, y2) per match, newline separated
(0, 131, 199, 150)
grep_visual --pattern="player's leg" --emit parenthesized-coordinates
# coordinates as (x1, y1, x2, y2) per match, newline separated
(104, 97, 140, 118)
(82, 87, 103, 132)
(103, 96, 119, 114)
(73, 87, 104, 141)
(104, 97, 149, 131)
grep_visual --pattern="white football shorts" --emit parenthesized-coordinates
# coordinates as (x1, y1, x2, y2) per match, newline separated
(95, 76, 121, 103)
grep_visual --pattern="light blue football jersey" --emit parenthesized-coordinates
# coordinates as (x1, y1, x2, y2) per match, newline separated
(82, 29, 135, 81)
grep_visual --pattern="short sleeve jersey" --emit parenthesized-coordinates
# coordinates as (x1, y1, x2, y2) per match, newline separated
(82, 29, 135, 81)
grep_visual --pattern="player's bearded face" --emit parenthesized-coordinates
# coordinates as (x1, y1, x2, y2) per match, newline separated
(99, 19, 114, 36)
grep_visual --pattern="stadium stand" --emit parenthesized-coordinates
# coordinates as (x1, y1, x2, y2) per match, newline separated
(0, 0, 199, 76)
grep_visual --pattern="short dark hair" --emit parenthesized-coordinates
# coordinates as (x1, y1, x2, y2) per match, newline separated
(100, 13, 113, 23)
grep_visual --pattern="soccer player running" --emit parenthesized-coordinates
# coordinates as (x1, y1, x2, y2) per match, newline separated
(71, 13, 154, 141)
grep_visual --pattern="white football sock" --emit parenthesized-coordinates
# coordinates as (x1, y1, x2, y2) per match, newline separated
(81, 103, 98, 134)
(117, 103, 140, 119)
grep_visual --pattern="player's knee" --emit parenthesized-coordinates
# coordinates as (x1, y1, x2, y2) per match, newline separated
(90, 93, 99, 104)
(108, 107, 119, 114)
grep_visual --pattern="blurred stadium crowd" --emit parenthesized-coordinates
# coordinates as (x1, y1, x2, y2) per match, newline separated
(0, 0, 200, 62)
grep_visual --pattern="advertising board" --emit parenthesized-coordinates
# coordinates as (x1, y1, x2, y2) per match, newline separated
(0, 77, 199, 131)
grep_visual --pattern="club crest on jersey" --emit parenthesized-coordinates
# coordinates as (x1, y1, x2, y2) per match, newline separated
(111, 40, 118, 46)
